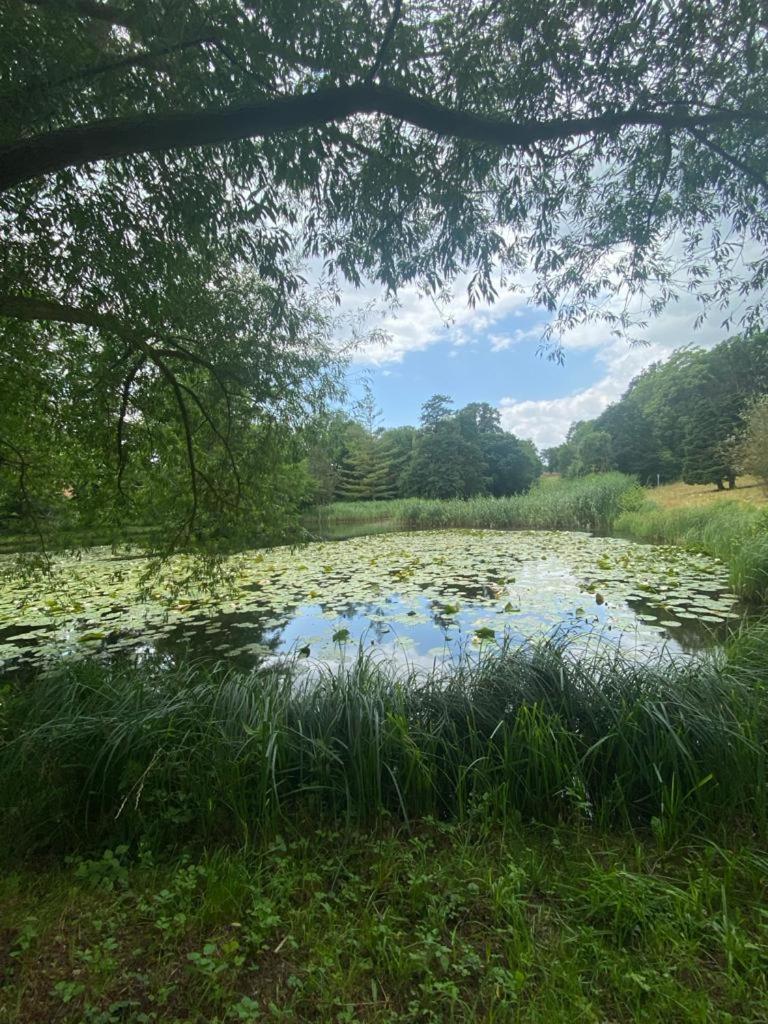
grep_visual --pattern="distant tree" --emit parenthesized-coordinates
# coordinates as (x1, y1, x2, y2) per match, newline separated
(480, 434, 542, 496)
(404, 419, 486, 499)
(337, 422, 397, 501)
(574, 430, 616, 474)
(553, 331, 768, 488)
(378, 426, 417, 497)
(681, 400, 737, 489)
(597, 393, 665, 483)
(543, 442, 575, 475)
(420, 395, 454, 432)
(456, 402, 503, 437)
(738, 395, 768, 490)
(678, 333, 768, 488)
(305, 411, 355, 505)
(352, 378, 385, 437)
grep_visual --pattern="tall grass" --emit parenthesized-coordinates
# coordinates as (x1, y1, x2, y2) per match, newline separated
(2, 635, 766, 857)
(616, 501, 768, 603)
(312, 474, 643, 534)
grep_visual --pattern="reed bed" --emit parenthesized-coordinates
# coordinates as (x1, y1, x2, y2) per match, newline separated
(2, 635, 766, 857)
(313, 474, 643, 534)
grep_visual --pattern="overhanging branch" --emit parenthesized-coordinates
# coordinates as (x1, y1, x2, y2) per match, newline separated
(687, 128, 768, 193)
(0, 291, 240, 531)
(1, 81, 765, 192)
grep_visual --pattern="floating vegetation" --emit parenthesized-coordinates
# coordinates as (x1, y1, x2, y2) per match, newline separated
(0, 530, 738, 674)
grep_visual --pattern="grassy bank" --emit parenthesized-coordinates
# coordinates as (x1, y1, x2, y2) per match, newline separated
(3, 634, 767, 860)
(616, 501, 768, 603)
(312, 474, 643, 534)
(4, 824, 768, 1023)
(652, 475, 767, 510)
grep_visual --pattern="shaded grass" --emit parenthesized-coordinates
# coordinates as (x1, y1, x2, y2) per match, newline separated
(2, 824, 768, 1023)
(311, 474, 644, 534)
(616, 500, 768, 603)
(2, 634, 767, 859)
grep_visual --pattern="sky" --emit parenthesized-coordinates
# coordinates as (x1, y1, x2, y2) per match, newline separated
(335, 277, 737, 451)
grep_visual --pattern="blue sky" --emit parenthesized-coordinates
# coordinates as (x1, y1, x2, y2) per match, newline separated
(336, 276, 734, 450)
(348, 312, 599, 434)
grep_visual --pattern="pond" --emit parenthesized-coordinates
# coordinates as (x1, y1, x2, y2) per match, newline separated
(0, 530, 741, 676)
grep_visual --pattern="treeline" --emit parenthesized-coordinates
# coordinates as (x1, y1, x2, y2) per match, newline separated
(307, 391, 542, 503)
(545, 331, 768, 489)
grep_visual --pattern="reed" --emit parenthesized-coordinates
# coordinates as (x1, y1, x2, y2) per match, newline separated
(312, 474, 643, 534)
(2, 635, 765, 857)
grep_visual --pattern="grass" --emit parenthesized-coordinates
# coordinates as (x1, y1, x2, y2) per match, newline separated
(651, 476, 767, 510)
(616, 500, 768, 603)
(311, 474, 644, 534)
(3, 823, 768, 1023)
(2, 633, 768, 859)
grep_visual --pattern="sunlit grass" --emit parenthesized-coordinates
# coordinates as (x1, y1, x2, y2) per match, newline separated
(650, 475, 767, 510)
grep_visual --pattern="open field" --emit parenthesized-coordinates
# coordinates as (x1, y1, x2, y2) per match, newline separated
(650, 476, 768, 510)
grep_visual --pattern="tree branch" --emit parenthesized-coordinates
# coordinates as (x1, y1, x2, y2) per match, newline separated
(643, 130, 672, 242)
(0, 291, 242, 528)
(687, 128, 768, 193)
(116, 353, 145, 500)
(21, 36, 222, 97)
(366, 0, 403, 84)
(0, 292, 142, 338)
(2, 82, 765, 192)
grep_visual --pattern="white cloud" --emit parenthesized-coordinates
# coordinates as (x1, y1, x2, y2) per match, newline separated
(489, 325, 543, 352)
(334, 276, 531, 365)
(323, 230, 760, 446)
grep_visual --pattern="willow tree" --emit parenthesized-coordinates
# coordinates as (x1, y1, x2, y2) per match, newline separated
(1, 0, 767, 539)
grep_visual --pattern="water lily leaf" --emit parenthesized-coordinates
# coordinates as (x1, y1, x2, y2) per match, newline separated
(474, 626, 496, 641)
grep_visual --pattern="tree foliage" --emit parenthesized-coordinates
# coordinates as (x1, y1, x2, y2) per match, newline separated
(0, 275, 343, 546)
(550, 330, 768, 488)
(1, 0, 767, 536)
(315, 393, 542, 501)
(738, 395, 768, 490)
